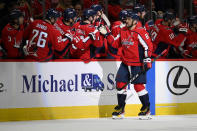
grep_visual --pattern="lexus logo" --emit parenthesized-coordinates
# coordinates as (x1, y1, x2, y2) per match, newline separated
(166, 66, 191, 95)
(0, 82, 5, 93)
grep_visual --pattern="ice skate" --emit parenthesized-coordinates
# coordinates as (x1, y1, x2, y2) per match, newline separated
(112, 105, 125, 119)
(112, 110, 125, 119)
(138, 106, 152, 120)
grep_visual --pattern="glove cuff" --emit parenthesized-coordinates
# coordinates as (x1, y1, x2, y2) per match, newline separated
(143, 57, 151, 63)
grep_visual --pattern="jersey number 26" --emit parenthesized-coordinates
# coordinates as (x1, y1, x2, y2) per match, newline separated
(29, 29, 48, 48)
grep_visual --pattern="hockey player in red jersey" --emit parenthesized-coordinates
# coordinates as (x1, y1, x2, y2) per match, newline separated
(23, 9, 69, 61)
(1, 10, 24, 59)
(100, 10, 153, 119)
(108, 10, 128, 59)
(134, 3, 155, 32)
(69, 9, 103, 62)
(91, 4, 111, 28)
(183, 16, 197, 58)
(90, 4, 111, 58)
(54, 8, 78, 58)
(134, 4, 146, 26)
(149, 11, 186, 58)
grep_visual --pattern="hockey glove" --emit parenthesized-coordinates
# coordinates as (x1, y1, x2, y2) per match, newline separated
(99, 25, 107, 35)
(23, 45, 29, 56)
(88, 32, 96, 40)
(143, 57, 152, 71)
(179, 27, 188, 35)
(181, 50, 192, 58)
(99, 25, 111, 37)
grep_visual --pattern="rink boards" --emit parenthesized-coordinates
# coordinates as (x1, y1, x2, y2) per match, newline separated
(0, 60, 196, 121)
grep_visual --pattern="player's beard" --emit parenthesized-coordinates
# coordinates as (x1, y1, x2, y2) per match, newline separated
(50, 18, 57, 25)
(70, 19, 74, 26)
(192, 27, 197, 32)
(127, 20, 135, 29)
(122, 19, 126, 24)
(51, 21, 55, 25)
(193, 27, 197, 32)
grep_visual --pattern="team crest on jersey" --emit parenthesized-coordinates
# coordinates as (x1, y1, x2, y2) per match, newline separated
(76, 29, 85, 35)
(122, 36, 134, 46)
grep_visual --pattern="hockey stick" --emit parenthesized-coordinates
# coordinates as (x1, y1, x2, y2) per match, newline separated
(117, 49, 167, 91)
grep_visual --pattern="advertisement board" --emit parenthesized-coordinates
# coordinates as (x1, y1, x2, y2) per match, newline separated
(155, 61, 197, 115)
(0, 61, 150, 121)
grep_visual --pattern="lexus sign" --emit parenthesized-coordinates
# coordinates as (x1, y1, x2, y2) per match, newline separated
(166, 66, 191, 95)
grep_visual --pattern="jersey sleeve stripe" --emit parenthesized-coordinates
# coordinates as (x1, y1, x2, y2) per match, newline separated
(137, 34, 149, 57)
(114, 34, 120, 40)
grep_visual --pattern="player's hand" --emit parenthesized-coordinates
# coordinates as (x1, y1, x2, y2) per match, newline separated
(99, 25, 111, 37)
(179, 27, 188, 35)
(99, 25, 107, 35)
(23, 45, 29, 56)
(182, 50, 192, 58)
(65, 33, 73, 42)
(88, 32, 96, 40)
(143, 57, 152, 70)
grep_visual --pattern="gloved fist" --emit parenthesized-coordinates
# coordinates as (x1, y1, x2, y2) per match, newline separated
(143, 57, 152, 70)
(99, 25, 107, 35)
(65, 33, 73, 42)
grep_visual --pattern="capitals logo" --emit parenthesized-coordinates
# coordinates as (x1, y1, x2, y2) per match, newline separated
(122, 36, 134, 49)
(81, 73, 104, 92)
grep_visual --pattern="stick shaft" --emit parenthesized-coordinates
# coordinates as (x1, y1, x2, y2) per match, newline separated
(117, 49, 167, 90)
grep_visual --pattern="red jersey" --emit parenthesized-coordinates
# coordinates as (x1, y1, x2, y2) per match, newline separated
(54, 18, 74, 58)
(144, 20, 154, 32)
(107, 22, 153, 66)
(150, 19, 186, 57)
(185, 30, 197, 58)
(94, 17, 111, 58)
(109, 21, 127, 58)
(1, 24, 24, 58)
(70, 22, 103, 62)
(23, 20, 68, 61)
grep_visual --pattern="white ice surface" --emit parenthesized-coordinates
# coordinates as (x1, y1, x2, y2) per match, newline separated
(0, 115, 197, 131)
